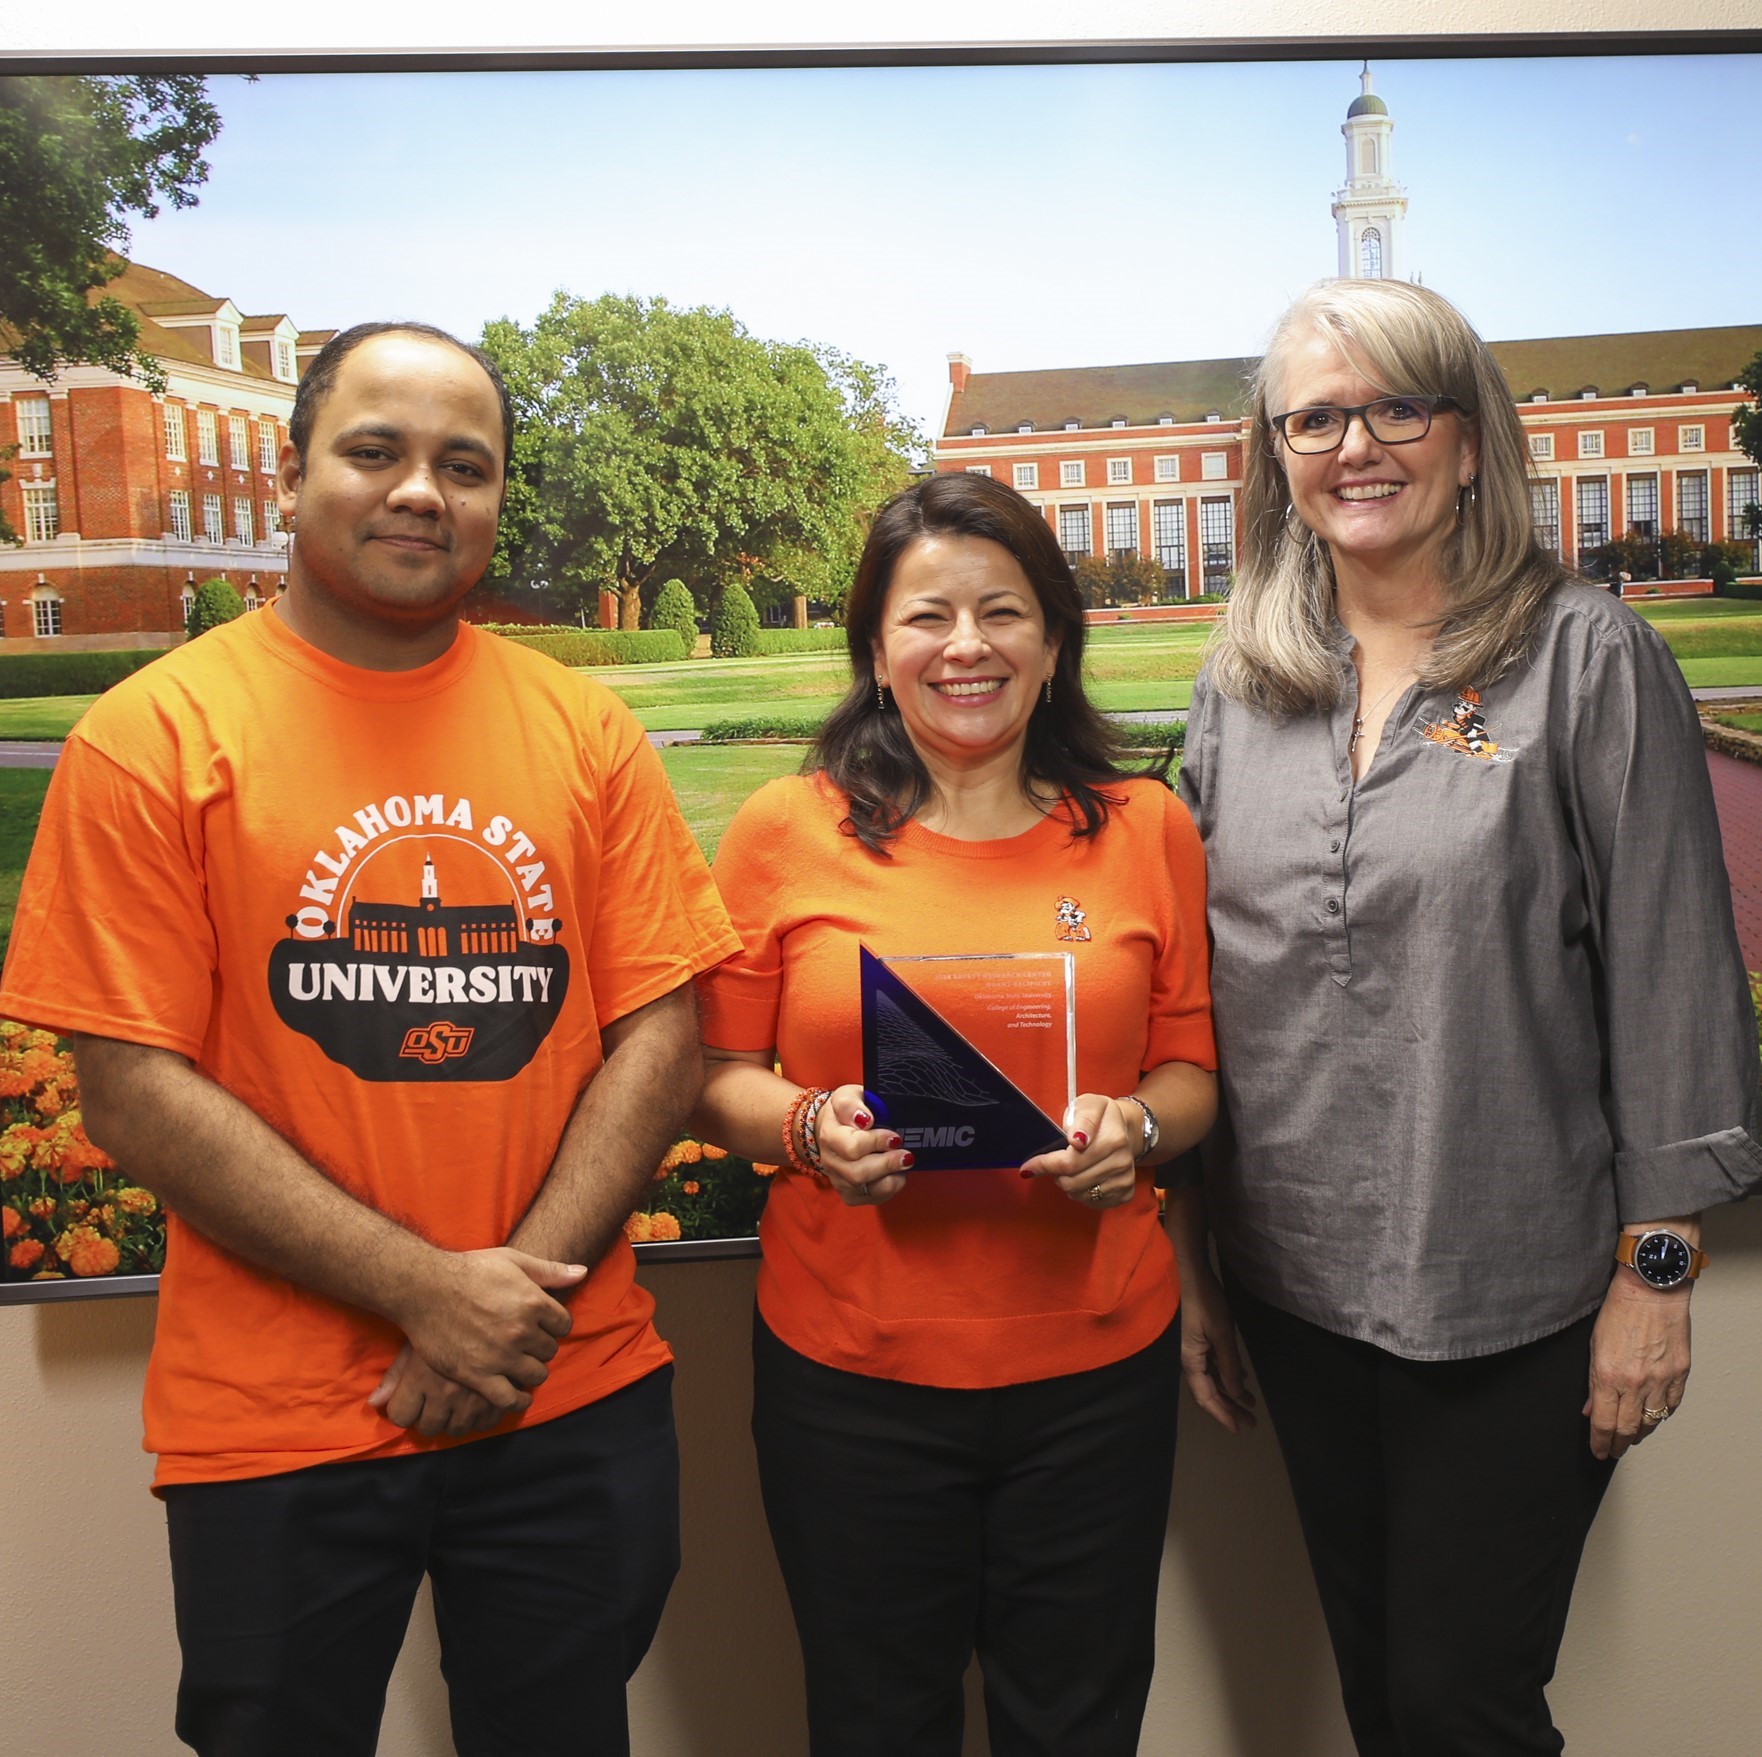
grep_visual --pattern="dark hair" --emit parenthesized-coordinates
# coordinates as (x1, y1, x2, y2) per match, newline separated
(810, 471, 1154, 852)
(288, 321, 514, 482)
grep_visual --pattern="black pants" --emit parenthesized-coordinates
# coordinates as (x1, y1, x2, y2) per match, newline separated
(162, 1365, 679, 1757)
(1225, 1273, 1615, 1757)
(751, 1311, 1179, 1757)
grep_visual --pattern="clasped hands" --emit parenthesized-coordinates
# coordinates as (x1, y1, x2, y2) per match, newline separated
(809, 1083, 1142, 1209)
(368, 1245, 586, 1440)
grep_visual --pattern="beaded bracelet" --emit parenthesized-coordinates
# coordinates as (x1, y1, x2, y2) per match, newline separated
(801, 1088, 833, 1170)
(781, 1086, 829, 1176)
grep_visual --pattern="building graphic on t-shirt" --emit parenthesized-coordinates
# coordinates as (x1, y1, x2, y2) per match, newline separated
(270, 852, 569, 1084)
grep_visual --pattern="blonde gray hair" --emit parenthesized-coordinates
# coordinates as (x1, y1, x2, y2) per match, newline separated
(1209, 279, 1565, 714)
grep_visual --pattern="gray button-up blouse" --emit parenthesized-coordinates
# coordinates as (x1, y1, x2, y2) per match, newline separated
(1178, 582, 1762, 1359)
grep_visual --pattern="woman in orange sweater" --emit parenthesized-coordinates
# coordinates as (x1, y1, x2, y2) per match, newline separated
(693, 472, 1242, 1757)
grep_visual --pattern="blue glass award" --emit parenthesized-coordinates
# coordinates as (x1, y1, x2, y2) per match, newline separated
(859, 946, 1076, 1171)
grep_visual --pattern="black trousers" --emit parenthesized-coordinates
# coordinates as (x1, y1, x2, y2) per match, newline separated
(751, 1311, 1180, 1757)
(1225, 1272, 1616, 1757)
(162, 1364, 679, 1757)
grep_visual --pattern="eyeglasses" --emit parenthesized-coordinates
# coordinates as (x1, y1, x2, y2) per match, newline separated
(1269, 395, 1465, 454)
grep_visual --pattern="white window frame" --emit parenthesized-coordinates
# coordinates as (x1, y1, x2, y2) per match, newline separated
(196, 410, 219, 466)
(964, 464, 992, 477)
(1013, 462, 1038, 492)
(262, 498, 280, 539)
(14, 398, 52, 457)
(275, 340, 295, 381)
(228, 417, 249, 470)
(257, 422, 278, 473)
(1628, 427, 1655, 456)
(163, 402, 188, 461)
(30, 591, 63, 638)
(180, 587, 197, 626)
(1106, 457, 1132, 486)
(1104, 502, 1139, 556)
(202, 492, 224, 542)
(1057, 504, 1092, 558)
(1679, 425, 1705, 453)
(22, 483, 59, 544)
(1059, 460, 1085, 489)
(1578, 431, 1605, 460)
(243, 587, 262, 610)
(169, 490, 193, 542)
(1528, 434, 1554, 461)
(215, 326, 239, 369)
(1200, 452, 1228, 481)
(233, 496, 254, 545)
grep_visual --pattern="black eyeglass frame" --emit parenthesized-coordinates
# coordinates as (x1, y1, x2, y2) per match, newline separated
(1268, 394, 1468, 454)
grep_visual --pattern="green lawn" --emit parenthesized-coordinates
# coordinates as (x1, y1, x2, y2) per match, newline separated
(0, 697, 95, 739)
(657, 743, 803, 859)
(0, 769, 53, 958)
(1714, 713, 1762, 734)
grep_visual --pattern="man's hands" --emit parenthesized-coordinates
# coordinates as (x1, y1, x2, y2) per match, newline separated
(370, 1247, 586, 1438)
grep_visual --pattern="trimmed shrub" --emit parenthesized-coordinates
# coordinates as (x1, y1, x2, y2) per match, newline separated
(482, 627, 687, 666)
(699, 711, 827, 742)
(650, 580, 700, 653)
(1719, 580, 1762, 602)
(186, 578, 246, 638)
(0, 649, 166, 699)
(711, 582, 762, 659)
(748, 629, 846, 656)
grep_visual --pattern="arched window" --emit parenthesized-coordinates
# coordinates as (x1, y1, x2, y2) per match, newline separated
(1360, 227, 1384, 279)
(1360, 138, 1378, 175)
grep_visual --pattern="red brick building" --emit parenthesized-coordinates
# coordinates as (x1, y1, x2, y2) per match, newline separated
(934, 328, 1762, 598)
(0, 262, 334, 646)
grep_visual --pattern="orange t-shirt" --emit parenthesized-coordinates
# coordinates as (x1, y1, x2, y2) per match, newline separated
(0, 609, 739, 1487)
(698, 774, 1214, 1388)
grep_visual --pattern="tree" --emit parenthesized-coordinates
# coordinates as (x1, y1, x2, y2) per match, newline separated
(480, 293, 920, 629)
(186, 577, 244, 637)
(0, 76, 222, 389)
(711, 580, 762, 658)
(649, 578, 699, 654)
(1734, 347, 1762, 473)
(1072, 551, 1169, 608)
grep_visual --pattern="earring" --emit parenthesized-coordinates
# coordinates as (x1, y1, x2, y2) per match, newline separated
(1043, 674, 1053, 705)
(876, 679, 888, 712)
(1457, 476, 1479, 524)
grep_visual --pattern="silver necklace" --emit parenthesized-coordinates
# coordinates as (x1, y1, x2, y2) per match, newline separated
(1349, 670, 1415, 755)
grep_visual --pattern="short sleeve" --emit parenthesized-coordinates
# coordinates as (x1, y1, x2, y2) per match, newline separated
(1175, 669, 1210, 832)
(1142, 786, 1216, 1075)
(696, 780, 795, 1052)
(1561, 620, 1762, 1217)
(581, 697, 741, 1030)
(0, 733, 218, 1057)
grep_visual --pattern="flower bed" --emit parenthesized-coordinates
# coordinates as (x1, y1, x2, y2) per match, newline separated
(624, 1136, 775, 1245)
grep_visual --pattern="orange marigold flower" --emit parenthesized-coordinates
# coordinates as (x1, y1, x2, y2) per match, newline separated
(26, 1196, 55, 1219)
(30, 1269, 66, 1280)
(1, 1206, 22, 1240)
(646, 1213, 682, 1241)
(752, 1162, 778, 1178)
(64, 1228, 122, 1278)
(117, 1187, 158, 1216)
(699, 1144, 729, 1160)
(656, 1143, 689, 1174)
(682, 1180, 700, 1196)
(623, 1213, 653, 1243)
(675, 1142, 703, 1165)
(8, 1238, 45, 1271)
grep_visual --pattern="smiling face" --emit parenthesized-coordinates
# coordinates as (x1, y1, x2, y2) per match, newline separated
(1273, 329, 1479, 588)
(277, 332, 505, 639)
(871, 533, 1059, 779)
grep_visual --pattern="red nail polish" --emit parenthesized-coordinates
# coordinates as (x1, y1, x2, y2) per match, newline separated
(886, 1134, 903, 1150)
(1019, 1169, 1035, 1180)
(1072, 1131, 1090, 1148)
(854, 1111, 872, 1129)
(899, 1151, 915, 1169)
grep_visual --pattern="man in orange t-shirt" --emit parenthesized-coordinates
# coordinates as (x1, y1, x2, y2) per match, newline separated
(0, 323, 738, 1756)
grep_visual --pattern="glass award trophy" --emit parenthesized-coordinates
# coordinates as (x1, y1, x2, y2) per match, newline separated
(859, 946, 1076, 1171)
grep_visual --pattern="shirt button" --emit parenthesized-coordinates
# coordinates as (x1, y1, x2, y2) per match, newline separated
(1329, 839, 1341, 853)
(1325, 898, 1341, 914)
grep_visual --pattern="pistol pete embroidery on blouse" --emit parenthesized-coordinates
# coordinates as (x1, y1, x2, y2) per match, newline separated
(1417, 688, 1517, 764)
(1054, 895, 1092, 942)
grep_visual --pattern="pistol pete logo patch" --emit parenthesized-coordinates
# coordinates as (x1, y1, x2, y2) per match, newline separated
(1054, 895, 1092, 942)
(267, 792, 569, 1083)
(1417, 687, 1517, 764)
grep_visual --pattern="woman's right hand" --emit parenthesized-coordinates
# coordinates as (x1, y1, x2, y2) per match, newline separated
(811, 1084, 914, 1207)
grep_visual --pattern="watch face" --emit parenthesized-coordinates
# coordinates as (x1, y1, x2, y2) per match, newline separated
(1634, 1232, 1693, 1287)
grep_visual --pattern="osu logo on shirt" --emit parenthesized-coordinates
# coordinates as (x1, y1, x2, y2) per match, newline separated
(399, 1022, 475, 1063)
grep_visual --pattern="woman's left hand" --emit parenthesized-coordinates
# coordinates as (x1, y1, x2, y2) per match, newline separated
(1583, 1275, 1692, 1461)
(1019, 1094, 1141, 1209)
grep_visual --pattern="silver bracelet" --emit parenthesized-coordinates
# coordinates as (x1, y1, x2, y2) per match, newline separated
(1121, 1095, 1160, 1161)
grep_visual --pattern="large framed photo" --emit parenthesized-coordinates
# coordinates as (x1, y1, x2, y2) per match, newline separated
(3, 33, 1759, 1298)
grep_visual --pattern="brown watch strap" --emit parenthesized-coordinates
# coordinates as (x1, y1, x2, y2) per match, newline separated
(1615, 1231, 1709, 1281)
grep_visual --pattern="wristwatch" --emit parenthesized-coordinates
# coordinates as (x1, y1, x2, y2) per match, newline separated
(1614, 1229, 1708, 1289)
(1121, 1096, 1160, 1162)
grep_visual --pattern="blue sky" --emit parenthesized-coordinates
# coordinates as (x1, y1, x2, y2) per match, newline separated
(124, 53, 1761, 436)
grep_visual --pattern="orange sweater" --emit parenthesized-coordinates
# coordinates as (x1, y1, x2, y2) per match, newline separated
(700, 774, 1214, 1388)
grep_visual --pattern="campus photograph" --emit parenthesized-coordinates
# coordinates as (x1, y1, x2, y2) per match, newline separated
(3, 20, 1761, 1756)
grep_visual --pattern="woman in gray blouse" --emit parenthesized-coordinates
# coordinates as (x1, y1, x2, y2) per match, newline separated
(1175, 279, 1761, 1756)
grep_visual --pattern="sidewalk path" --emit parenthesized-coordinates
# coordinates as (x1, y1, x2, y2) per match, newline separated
(1706, 751, 1762, 970)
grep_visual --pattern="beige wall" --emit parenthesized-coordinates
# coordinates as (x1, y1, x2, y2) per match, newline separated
(4, 1195, 1759, 1756)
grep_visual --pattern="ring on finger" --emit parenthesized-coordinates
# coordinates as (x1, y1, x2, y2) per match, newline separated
(1641, 1404, 1673, 1424)
(1086, 1184, 1109, 1205)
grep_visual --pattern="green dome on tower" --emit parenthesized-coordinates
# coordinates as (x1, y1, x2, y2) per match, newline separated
(1347, 91, 1388, 118)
